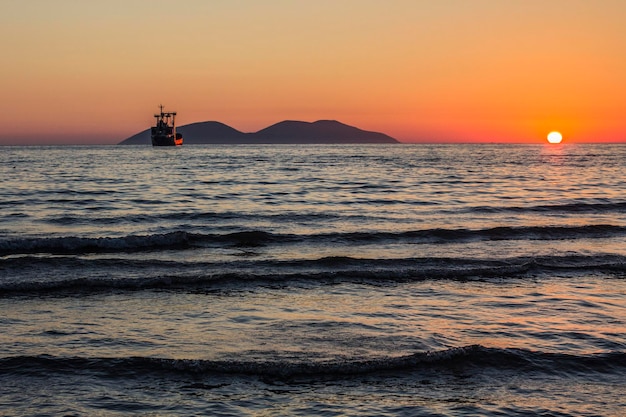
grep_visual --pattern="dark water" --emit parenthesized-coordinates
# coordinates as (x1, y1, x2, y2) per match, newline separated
(1, 144, 625, 416)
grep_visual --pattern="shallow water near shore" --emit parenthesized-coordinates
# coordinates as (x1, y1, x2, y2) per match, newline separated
(1, 143, 625, 416)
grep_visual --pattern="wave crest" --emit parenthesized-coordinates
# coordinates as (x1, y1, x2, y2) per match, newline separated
(2, 346, 624, 380)
(2, 254, 625, 297)
(1, 225, 624, 256)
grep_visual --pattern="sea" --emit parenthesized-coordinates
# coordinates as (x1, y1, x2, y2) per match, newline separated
(1, 143, 625, 416)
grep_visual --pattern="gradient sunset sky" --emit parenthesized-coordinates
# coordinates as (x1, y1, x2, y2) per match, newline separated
(1, 0, 625, 145)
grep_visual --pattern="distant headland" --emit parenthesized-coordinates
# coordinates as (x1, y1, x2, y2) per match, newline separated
(119, 120, 398, 145)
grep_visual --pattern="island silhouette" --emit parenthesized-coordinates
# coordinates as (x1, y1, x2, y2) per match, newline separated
(119, 120, 398, 145)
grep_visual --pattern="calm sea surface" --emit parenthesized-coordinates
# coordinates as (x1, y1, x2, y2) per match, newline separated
(1, 144, 625, 416)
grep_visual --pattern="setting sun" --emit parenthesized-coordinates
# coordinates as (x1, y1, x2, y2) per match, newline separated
(547, 131, 563, 144)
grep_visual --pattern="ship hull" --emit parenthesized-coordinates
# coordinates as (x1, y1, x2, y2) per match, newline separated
(151, 135, 183, 146)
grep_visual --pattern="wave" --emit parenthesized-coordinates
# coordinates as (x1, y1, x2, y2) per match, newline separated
(2, 254, 625, 297)
(20, 200, 626, 226)
(468, 201, 626, 214)
(0, 231, 283, 255)
(2, 225, 625, 255)
(42, 210, 345, 226)
(2, 346, 624, 380)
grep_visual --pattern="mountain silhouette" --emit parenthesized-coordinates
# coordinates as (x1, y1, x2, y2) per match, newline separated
(119, 120, 398, 145)
(253, 120, 397, 143)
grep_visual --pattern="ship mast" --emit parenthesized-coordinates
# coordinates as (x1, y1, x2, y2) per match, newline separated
(154, 104, 176, 127)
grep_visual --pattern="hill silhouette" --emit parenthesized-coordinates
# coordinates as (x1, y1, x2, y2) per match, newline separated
(119, 120, 398, 145)
(253, 120, 397, 143)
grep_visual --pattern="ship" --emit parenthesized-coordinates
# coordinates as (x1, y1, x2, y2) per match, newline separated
(151, 105, 183, 146)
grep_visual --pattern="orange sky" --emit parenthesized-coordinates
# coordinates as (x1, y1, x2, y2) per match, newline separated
(1, 0, 625, 145)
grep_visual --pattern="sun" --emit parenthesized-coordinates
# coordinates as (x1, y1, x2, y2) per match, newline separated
(547, 131, 563, 144)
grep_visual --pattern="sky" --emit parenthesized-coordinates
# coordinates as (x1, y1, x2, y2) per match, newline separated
(1, 0, 625, 145)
